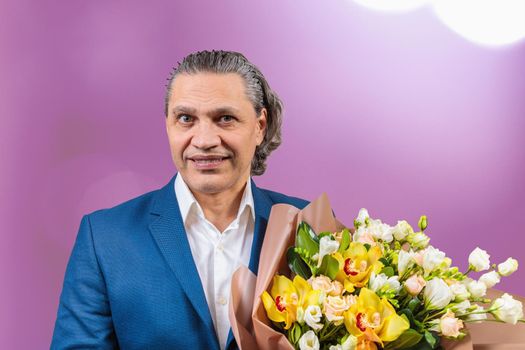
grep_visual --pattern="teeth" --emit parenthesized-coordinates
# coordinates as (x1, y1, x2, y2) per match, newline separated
(195, 158, 222, 164)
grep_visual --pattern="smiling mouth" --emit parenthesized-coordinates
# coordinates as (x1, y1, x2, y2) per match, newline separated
(188, 156, 231, 169)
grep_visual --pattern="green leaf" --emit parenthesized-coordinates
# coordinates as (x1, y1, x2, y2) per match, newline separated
(379, 257, 390, 266)
(398, 308, 425, 332)
(296, 222, 319, 255)
(408, 298, 421, 313)
(337, 229, 351, 253)
(287, 247, 312, 279)
(318, 231, 332, 239)
(384, 329, 423, 350)
(424, 331, 439, 349)
(381, 266, 395, 277)
(388, 297, 400, 308)
(318, 254, 340, 280)
(403, 338, 434, 350)
(287, 322, 302, 345)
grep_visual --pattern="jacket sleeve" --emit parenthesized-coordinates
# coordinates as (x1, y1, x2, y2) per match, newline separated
(51, 215, 118, 349)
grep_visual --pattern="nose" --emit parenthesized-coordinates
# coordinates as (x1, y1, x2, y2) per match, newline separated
(190, 121, 221, 150)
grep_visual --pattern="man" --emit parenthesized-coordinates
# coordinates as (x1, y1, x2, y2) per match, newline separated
(51, 50, 309, 349)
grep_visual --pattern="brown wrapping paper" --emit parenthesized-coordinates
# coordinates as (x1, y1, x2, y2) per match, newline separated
(229, 194, 525, 350)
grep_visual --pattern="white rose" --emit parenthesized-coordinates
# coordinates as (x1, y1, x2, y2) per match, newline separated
(479, 271, 501, 288)
(424, 278, 453, 310)
(467, 280, 487, 298)
(466, 304, 488, 323)
(408, 232, 430, 249)
(368, 272, 382, 292)
(299, 330, 320, 350)
(327, 337, 358, 350)
(498, 258, 518, 277)
(398, 250, 415, 276)
(468, 247, 490, 272)
(318, 236, 340, 267)
(451, 300, 471, 314)
(392, 220, 413, 241)
(492, 293, 524, 324)
(422, 246, 446, 275)
(442, 257, 452, 269)
(356, 208, 369, 225)
(450, 282, 470, 301)
(367, 219, 394, 243)
(341, 335, 358, 350)
(304, 305, 323, 330)
(369, 272, 401, 294)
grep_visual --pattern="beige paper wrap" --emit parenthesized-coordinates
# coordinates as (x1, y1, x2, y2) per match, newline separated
(229, 194, 525, 350)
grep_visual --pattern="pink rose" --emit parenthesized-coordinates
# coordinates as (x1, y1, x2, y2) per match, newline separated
(309, 275, 334, 295)
(413, 251, 424, 267)
(439, 310, 464, 338)
(330, 280, 344, 296)
(309, 275, 345, 297)
(355, 232, 376, 246)
(323, 295, 356, 324)
(404, 274, 426, 296)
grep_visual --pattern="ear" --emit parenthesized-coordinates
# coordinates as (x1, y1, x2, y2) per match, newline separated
(256, 108, 267, 146)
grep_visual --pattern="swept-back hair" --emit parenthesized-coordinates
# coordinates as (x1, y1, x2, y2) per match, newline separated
(164, 50, 283, 176)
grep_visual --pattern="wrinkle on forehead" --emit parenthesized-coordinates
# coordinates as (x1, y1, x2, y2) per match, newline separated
(172, 73, 248, 101)
(169, 73, 255, 116)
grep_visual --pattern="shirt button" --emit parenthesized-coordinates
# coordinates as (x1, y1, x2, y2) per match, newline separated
(218, 296, 227, 305)
(217, 243, 224, 252)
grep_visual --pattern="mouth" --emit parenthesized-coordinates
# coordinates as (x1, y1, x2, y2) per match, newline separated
(187, 155, 231, 170)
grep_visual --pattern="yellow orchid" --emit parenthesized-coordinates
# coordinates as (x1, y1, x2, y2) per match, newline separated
(261, 275, 321, 330)
(344, 288, 409, 347)
(334, 242, 383, 293)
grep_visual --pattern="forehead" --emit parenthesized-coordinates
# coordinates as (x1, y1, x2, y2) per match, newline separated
(169, 72, 253, 112)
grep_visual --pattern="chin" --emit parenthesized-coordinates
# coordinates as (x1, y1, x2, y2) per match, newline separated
(189, 176, 230, 194)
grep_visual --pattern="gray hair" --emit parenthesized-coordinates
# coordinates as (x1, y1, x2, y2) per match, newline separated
(164, 50, 283, 176)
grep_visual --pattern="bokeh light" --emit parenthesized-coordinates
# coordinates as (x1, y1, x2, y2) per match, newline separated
(353, 0, 431, 12)
(433, 0, 525, 47)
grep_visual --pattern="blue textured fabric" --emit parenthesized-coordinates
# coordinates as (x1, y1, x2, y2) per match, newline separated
(51, 174, 308, 350)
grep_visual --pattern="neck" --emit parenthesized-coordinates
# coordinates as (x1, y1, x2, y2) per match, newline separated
(191, 178, 249, 233)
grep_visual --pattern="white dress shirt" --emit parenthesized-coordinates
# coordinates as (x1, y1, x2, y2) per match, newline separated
(174, 174, 255, 350)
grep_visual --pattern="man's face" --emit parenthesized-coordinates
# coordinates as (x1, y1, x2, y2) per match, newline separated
(166, 72, 267, 196)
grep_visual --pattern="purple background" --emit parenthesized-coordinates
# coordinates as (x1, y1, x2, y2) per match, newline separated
(1, 0, 524, 348)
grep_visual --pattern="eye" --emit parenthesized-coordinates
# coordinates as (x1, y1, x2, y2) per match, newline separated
(219, 115, 235, 123)
(177, 114, 194, 124)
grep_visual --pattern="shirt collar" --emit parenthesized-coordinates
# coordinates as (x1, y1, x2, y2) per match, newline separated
(174, 173, 255, 225)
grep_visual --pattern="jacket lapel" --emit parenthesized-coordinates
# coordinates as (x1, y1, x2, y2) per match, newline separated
(148, 174, 218, 348)
(225, 178, 273, 350)
(248, 178, 273, 274)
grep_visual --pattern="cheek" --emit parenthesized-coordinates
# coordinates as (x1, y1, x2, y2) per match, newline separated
(167, 131, 189, 156)
(233, 134, 257, 156)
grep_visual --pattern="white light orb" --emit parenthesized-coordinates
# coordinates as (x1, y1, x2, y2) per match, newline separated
(433, 0, 525, 47)
(353, 0, 431, 12)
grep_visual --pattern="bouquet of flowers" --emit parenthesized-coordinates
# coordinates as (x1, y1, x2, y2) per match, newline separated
(261, 208, 523, 350)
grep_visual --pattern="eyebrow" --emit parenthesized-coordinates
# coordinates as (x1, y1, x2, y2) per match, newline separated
(171, 105, 241, 116)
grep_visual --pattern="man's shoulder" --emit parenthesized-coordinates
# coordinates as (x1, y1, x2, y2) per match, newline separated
(258, 187, 309, 210)
(86, 187, 161, 225)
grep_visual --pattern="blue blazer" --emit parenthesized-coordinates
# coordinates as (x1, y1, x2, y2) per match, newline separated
(51, 174, 308, 349)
